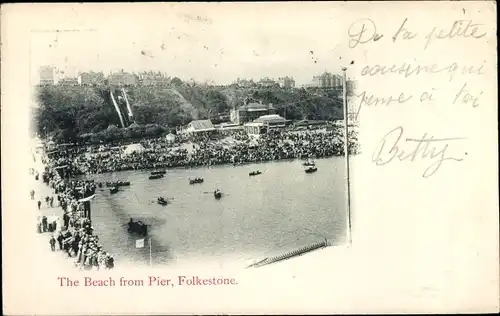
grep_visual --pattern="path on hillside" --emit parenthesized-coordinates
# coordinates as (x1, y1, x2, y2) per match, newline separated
(166, 87, 199, 119)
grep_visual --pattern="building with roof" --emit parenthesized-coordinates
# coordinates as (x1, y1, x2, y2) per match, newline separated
(38, 66, 57, 85)
(215, 122, 243, 131)
(306, 72, 342, 89)
(230, 101, 275, 125)
(243, 114, 287, 135)
(137, 71, 170, 86)
(178, 119, 216, 134)
(57, 77, 80, 86)
(79, 71, 105, 86)
(234, 78, 257, 88)
(277, 76, 296, 89)
(108, 70, 137, 87)
(258, 77, 277, 87)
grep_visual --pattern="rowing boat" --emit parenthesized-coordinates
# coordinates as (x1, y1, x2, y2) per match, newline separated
(149, 174, 164, 180)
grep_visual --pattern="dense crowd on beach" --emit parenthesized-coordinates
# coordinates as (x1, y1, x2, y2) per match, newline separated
(48, 127, 359, 175)
(33, 158, 115, 270)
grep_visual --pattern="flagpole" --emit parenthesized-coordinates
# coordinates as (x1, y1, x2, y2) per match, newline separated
(342, 67, 352, 245)
(149, 237, 152, 267)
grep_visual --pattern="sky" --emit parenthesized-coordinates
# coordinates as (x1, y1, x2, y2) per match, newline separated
(28, 3, 354, 86)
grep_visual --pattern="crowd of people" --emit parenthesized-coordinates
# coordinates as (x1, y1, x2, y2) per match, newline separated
(51, 127, 358, 175)
(34, 156, 115, 270)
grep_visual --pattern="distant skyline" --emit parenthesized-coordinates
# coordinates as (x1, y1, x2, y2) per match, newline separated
(29, 3, 354, 86)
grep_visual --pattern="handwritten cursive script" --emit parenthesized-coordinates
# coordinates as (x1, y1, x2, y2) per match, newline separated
(424, 20, 487, 49)
(372, 126, 466, 178)
(355, 91, 413, 119)
(348, 18, 384, 48)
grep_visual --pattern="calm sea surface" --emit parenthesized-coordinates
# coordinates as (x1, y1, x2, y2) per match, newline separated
(80, 157, 347, 268)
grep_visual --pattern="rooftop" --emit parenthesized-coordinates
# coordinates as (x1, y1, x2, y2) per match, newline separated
(188, 119, 215, 131)
(254, 114, 286, 123)
(238, 102, 274, 112)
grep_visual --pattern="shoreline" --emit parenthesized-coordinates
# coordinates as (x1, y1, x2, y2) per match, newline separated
(32, 146, 116, 271)
(32, 149, 348, 271)
(77, 154, 351, 177)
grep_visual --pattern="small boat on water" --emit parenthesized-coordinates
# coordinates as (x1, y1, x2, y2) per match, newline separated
(106, 181, 130, 187)
(127, 218, 148, 236)
(249, 170, 262, 176)
(151, 170, 167, 176)
(303, 160, 316, 167)
(157, 197, 168, 205)
(149, 174, 164, 180)
(189, 178, 204, 185)
(214, 190, 222, 199)
(110, 186, 119, 194)
(305, 167, 318, 174)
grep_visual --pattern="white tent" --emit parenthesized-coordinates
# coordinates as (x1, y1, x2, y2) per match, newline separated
(123, 143, 145, 155)
(165, 133, 176, 142)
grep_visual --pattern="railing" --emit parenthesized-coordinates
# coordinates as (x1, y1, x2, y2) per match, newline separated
(247, 240, 328, 268)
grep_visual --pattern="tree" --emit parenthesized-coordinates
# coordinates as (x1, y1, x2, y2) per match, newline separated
(34, 82, 345, 144)
(171, 77, 183, 87)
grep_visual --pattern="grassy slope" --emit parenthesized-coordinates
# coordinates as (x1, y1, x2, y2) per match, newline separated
(35, 84, 344, 136)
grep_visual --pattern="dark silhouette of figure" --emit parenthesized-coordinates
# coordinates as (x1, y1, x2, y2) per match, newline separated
(49, 236, 56, 251)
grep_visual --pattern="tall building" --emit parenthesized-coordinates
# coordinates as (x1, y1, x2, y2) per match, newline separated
(38, 66, 56, 85)
(79, 71, 105, 86)
(108, 70, 137, 87)
(234, 78, 257, 88)
(277, 76, 296, 89)
(137, 71, 170, 86)
(346, 79, 357, 96)
(258, 77, 277, 87)
(309, 72, 342, 89)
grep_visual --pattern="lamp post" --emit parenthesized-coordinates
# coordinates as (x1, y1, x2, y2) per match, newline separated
(341, 67, 352, 244)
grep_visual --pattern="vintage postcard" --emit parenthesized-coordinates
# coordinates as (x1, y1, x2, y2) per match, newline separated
(2, 2, 498, 314)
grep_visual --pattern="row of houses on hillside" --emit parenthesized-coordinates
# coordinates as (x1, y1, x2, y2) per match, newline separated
(37, 66, 173, 87)
(234, 76, 295, 89)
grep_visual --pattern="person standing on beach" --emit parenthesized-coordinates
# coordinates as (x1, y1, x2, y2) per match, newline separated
(63, 212, 70, 229)
(41, 216, 48, 232)
(57, 232, 64, 250)
(37, 200, 41, 210)
(49, 236, 56, 251)
(49, 196, 54, 208)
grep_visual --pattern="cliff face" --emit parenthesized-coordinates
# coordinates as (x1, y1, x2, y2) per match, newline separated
(34, 84, 344, 137)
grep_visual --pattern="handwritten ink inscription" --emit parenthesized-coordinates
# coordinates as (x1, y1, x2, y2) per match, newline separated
(347, 16, 489, 177)
(452, 82, 483, 107)
(359, 61, 484, 82)
(354, 91, 413, 119)
(424, 20, 487, 49)
(372, 126, 466, 178)
(348, 18, 487, 49)
(348, 19, 384, 48)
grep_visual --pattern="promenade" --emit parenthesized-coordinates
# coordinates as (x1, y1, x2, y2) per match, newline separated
(31, 148, 71, 269)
